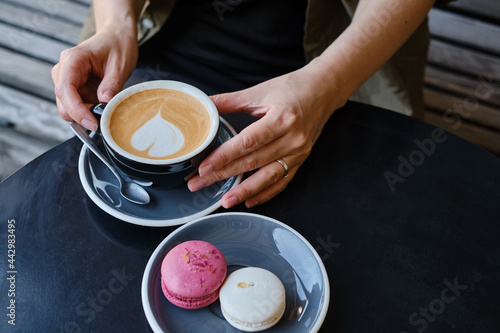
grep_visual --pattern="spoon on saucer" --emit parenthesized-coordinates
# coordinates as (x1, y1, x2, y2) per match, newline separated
(69, 122, 151, 205)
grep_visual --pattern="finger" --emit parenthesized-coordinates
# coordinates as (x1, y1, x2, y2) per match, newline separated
(198, 113, 287, 177)
(221, 159, 292, 209)
(53, 59, 99, 130)
(55, 96, 71, 122)
(210, 90, 252, 114)
(243, 179, 289, 209)
(97, 66, 126, 103)
(56, 96, 95, 128)
(189, 141, 287, 192)
(57, 82, 98, 131)
(97, 48, 137, 102)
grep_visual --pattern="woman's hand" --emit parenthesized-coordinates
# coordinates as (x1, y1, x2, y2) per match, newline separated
(187, 66, 343, 209)
(51, 27, 138, 131)
(187, 0, 435, 209)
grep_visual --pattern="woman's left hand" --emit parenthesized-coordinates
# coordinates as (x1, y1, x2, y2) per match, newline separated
(187, 67, 341, 208)
(186, 0, 436, 209)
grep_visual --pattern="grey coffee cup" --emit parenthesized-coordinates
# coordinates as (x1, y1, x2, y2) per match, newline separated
(90, 80, 220, 189)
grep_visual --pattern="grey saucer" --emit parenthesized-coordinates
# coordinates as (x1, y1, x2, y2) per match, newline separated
(142, 212, 330, 332)
(78, 118, 242, 227)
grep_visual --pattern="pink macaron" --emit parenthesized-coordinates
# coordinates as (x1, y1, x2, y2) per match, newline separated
(161, 240, 227, 309)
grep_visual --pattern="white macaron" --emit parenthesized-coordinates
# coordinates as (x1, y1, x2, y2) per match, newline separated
(219, 267, 286, 332)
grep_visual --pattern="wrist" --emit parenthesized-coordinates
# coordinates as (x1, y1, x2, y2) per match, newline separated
(293, 57, 350, 118)
(94, 1, 145, 36)
(96, 17, 138, 40)
(96, 25, 138, 45)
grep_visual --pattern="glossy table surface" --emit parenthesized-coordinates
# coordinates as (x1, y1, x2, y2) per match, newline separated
(1, 101, 499, 332)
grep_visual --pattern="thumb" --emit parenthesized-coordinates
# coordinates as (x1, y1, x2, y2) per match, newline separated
(210, 89, 255, 115)
(97, 71, 126, 103)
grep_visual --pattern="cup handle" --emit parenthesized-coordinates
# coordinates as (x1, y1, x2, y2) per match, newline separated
(89, 103, 106, 132)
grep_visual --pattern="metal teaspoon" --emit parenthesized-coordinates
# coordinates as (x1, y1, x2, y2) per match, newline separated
(69, 122, 150, 205)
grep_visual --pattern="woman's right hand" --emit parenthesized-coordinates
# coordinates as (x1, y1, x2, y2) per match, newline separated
(51, 28, 138, 131)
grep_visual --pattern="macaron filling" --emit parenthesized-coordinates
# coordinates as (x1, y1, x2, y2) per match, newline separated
(161, 279, 219, 308)
(220, 305, 284, 330)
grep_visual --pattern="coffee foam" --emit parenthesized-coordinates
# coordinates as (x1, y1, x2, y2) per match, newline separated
(131, 112, 185, 157)
(109, 89, 211, 160)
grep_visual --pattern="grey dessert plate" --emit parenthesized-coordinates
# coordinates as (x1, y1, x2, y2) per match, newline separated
(78, 118, 242, 227)
(142, 212, 330, 332)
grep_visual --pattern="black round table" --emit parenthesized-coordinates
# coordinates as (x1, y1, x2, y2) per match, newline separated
(1, 101, 499, 332)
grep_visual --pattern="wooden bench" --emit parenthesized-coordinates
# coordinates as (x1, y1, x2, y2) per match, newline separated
(424, 0, 500, 155)
(0, 0, 498, 180)
(0, 0, 90, 180)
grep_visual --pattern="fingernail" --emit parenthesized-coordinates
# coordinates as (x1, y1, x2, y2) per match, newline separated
(188, 179, 207, 192)
(82, 118, 98, 132)
(102, 90, 114, 101)
(245, 200, 259, 209)
(198, 163, 215, 177)
(223, 195, 240, 208)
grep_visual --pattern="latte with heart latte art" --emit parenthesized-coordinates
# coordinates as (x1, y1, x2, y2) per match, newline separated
(109, 89, 211, 160)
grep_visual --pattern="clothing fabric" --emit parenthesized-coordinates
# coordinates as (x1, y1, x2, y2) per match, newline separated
(137, 0, 308, 94)
(80, 0, 455, 119)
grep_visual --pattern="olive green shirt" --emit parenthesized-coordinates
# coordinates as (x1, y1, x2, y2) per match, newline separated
(81, 0, 454, 119)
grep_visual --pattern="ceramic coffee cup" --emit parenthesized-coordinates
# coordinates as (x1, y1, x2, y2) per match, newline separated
(90, 80, 220, 189)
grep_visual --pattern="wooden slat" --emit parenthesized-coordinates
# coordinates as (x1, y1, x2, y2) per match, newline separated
(428, 8, 500, 55)
(6, 0, 89, 25)
(425, 66, 500, 107)
(424, 88, 500, 132)
(0, 126, 60, 182)
(448, 0, 500, 22)
(0, 47, 55, 100)
(425, 5, 500, 156)
(0, 22, 70, 64)
(0, 84, 72, 142)
(427, 39, 500, 81)
(424, 111, 500, 155)
(0, 2, 81, 45)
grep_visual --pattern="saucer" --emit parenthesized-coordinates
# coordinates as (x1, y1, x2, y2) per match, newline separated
(77, 118, 242, 227)
(142, 212, 330, 333)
